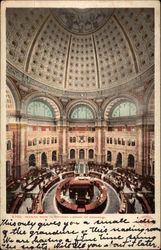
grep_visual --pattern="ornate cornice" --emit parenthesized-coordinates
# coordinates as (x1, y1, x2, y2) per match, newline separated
(7, 61, 154, 99)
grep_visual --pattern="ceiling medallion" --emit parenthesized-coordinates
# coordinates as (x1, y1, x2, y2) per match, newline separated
(52, 8, 114, 34)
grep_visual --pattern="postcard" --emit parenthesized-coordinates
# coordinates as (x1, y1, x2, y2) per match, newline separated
(0, 1, 160, 249)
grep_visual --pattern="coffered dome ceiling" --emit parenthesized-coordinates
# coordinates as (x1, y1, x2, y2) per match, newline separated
(6, 8, 154, 93)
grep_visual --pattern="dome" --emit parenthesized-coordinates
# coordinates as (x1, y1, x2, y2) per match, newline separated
(6, 8, 154, 93)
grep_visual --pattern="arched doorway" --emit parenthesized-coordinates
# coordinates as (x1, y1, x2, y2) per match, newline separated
(29, 154, 36, 167)
(6, 161, 10, 178)
(128, 154, 135, 168)
(70, 149, 75, 159)
(52, 151, 57, 161)
(79, 149, 84, 160)
(41, 152, 47, 167)
(116, 152, 122, 167)
(107, 151, 112, 162)
(89, 149, 94, 159)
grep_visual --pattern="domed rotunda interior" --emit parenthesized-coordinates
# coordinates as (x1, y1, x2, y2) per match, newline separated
(6, 8, 155, 214)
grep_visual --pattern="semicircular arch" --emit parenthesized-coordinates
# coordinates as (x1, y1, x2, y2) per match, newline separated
(103, 95, 139, 120)
(7, 77, 21, 112)
(21, 92, 62, 119)
(66, 100, 98, 121)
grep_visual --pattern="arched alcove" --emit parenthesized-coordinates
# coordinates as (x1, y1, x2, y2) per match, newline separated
(52, 151, 57, 161)
(116, 153, 122, 167)
(128, 154, 135, 168)
(29, 154, 36, 167)
(107, 151, 112, 162)
(41, 152, 47, 166)
(89, 149, 94, 159)
(70, 149, 75, 160)
(79, 149, 85, 160)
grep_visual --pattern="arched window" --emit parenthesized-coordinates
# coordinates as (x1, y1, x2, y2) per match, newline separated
(112, 101, 136, 117)
(70, 149, 75, 159)
(116, 152, 122, 167)
(118, 138, 121, 144)
(52, 151, 57, 161)
(107, 151, 112, 162)
(79, 149, 84, 159)
(89, 149, 94, 159)
(29, 154, 36, 167)
(127, 139, 131, 146)
(122, 138, 125, 145)
(70, 105, 94, 119)
(7, 140, 11, 150)
(27, 100, 54, 118)
(41, 152, 47, 166)
(128, 154, 135, 168)
(47, 138, 50, 144)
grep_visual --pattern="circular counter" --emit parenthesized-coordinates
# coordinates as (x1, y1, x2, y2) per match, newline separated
(42, 178, 120, 214)
(55, 178, 107, 213)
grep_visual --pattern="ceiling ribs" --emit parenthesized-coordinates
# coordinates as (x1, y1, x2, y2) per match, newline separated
(64, 34, 72, 89)
(113, 15, 139, 74)
(92, 34, 100, 89)
(24, 14, 51, 73)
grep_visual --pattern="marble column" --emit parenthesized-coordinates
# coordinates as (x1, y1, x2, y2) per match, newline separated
(57, 121, 63, 162)
(37, 152, 41, 169)
(97, 127, 102, 163)
(20, 123, 28, 175)
(86, 148, 88, 162)
(76, 149, 79, 161)
(62, 125, 67, 162)
(136, 121, 144, 176)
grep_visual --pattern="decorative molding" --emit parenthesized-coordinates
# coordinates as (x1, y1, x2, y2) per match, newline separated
(7, 61, 154, 99)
